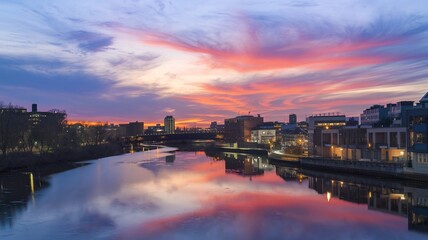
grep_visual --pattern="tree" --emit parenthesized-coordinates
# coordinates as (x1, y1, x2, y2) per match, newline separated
(82, 124, 109, 146)
(0, 103, 28, 157)
(31, 110, 67, 154)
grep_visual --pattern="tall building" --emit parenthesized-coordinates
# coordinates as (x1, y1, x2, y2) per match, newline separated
(118, 121, 144, 137)
(127, 121, 144, 136)
(289, 114, 297, 125)
(164, 115, 175, 134)
(224, 115, 263, 143)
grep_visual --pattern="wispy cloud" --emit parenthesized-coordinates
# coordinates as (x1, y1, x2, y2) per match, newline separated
(0, 0, 428, 124)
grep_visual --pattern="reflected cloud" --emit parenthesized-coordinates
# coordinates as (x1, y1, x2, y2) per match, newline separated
(77, 209, 116, 233)
(1, 150, 427, 239)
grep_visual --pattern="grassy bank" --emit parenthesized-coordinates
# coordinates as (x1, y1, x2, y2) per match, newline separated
(0, 143, 124, 172)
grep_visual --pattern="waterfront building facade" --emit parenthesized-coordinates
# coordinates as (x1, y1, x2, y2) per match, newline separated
(406, 92, 428, 175)
(306, 114, 346, 156)
(224, 115, 263, 143)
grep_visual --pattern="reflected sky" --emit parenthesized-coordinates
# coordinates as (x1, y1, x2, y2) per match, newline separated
(0, 149, 426, 240)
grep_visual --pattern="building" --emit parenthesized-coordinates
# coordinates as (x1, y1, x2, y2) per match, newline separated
(361, 101, 415, 127)
(306, 114, 346, 156)
(388, 101, 414, 126)
(361, 105, 388, 126)
(223, 153, 265, 177)
(336, 126, 369, 160)
(406, 92, 428, 174)
(127, 121, 144, 136)
(145, 124, 164, 134)
(164, 116, 175, 134)
(27, 104, 66, 127)
(209, 121, 225, 132)
(0, 105, 27, 114)
(289, 114, 297, 125)
(316, 125, 407, 161)
(405, 186, 428, 232)
(119, 121, 144, 137)
(346, 117, 359, 126)
(224, 115, 263, 143)
(283, 127, 308, 155)
(251, 128, 276, 145)
(366, 127, 407, 161)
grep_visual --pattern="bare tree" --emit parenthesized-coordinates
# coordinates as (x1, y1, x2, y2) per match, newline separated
(0, 103, 28, 157)
(31, 110, 67, 154)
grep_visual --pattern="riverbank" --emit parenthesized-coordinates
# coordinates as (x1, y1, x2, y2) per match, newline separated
(0, 143, 125, 173)
(269, 154, 428, 182)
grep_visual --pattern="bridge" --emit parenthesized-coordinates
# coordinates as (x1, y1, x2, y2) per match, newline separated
(122, 131, 224, 144)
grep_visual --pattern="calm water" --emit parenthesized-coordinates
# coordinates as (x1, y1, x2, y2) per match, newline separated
(1, 148, 427, 240)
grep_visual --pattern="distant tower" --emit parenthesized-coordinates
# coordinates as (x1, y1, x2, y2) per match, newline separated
(32, 103, 38, 113)
(289, 114, 297, 124)
(164, 116, 175, 134)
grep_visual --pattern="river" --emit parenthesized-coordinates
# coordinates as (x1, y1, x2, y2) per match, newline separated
(0, 148, 427, 239)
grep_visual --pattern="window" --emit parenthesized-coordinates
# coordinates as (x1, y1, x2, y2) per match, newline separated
(417, 153, 428, 164)
(416, 133, 426, 144)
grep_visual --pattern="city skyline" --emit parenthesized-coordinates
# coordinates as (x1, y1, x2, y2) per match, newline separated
(1, 1, 428, 126)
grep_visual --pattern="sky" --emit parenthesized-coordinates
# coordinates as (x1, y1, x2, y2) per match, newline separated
(1, 0, 428, 127)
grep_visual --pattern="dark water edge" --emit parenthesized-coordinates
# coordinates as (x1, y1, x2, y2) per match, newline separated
(0, 143, 124, 173)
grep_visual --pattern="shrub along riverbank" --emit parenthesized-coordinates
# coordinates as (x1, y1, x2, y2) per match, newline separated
(0, 142, 124, 172)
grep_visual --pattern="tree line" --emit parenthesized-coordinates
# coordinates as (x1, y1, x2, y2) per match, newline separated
(0, 103, 118, 159)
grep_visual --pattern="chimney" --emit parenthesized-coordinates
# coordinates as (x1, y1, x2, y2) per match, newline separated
(32, 104, 37, 113)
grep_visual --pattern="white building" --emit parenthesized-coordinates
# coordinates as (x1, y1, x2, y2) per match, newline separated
(251, 129, 276, 144)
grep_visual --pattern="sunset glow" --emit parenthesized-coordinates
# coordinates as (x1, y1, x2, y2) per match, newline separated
(1, 0, 427, 125)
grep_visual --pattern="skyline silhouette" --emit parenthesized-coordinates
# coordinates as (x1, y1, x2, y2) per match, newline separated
(1, 0, 428, 127)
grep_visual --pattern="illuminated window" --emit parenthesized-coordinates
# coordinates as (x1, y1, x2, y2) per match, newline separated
(416, 133, 426, 144)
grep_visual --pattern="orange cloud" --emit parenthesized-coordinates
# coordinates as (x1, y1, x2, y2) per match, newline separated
(125, 24, 399, 73)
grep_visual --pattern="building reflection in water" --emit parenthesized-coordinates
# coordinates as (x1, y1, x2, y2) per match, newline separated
(208, 152, 274, 178)
(275, 166, 307, 183)
(0, 172, 48, 228)
(165, 154, 176, 163)
(406, 187, 428, 232)
(297, 171, 428, 233)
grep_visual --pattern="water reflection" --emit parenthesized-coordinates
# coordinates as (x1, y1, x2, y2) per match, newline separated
(0, 149, 427, 239)
(209, 152, 273, 177)
(277, 166, 428, 233)
(165, 154, 175, 163)
(0, 172, 48, 228)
